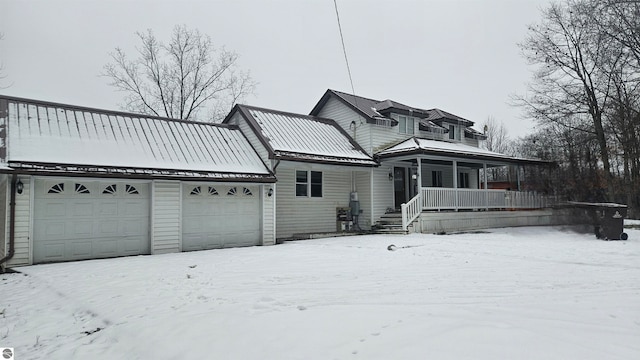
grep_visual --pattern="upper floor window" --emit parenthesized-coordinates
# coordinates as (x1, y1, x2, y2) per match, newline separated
(296, 170, 323, 197)
(449, 125, 456, 140)
(398, 115, 415, 135)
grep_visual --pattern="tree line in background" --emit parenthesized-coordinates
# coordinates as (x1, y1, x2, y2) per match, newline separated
(485, 0, 639, 217)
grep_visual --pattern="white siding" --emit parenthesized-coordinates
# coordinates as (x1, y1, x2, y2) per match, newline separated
(371, 125, 413, 153)
(7, 175, 31, 266)
(316, 97, 373, 155)
(354, 170, 372, 229)
(275, 165, 352, 238)
(262, 184, 276, 245)
(371, 166, 395, 221)
(0, 175, 7, 261)
(231, 112, 271, 166)
(152, 181, 181, 254)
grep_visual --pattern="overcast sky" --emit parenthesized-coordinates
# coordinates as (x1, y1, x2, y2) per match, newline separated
(1, 0, 552, 138)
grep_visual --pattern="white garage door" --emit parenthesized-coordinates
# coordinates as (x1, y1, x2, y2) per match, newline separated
(182, 184, 261, 251)
(33, 179, 150, 263)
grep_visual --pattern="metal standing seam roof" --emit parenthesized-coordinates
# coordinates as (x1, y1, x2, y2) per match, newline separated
(235, 105, 377, 166)
(313, 89, 475, 127)
(0, 96, 275, 181)
(376, 137, 550, 165)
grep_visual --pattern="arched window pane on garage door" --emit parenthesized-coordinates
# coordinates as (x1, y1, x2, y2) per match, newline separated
(48, 183, 65, 194)
(75, 183, 90, 194)
(102, 184, 117, 195)
(126, 184, 139, 195)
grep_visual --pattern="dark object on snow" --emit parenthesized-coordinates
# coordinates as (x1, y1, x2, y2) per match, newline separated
(387, 244, 397, 251)
(569, 202, 628, 240)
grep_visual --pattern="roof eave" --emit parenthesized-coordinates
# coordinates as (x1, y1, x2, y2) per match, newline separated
(7, 162, 278, 182)
(274, 153, 378, 167)
(376, 149, 553, 166)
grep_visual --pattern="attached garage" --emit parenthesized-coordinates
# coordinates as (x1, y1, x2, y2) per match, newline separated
(182, 184, 261, 251)
(33, 179, 150, 263)
(1, 95, 276, 268)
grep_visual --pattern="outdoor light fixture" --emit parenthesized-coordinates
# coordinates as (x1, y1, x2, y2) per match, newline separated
(388, 172, 393, 181)
(267, 187, 273, 197)
(16, 180, 24, 194)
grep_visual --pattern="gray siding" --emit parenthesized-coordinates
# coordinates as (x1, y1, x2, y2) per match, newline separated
(316, 97, 373, 155)
(354, 170, 372, 229)
(371, 125, 412, 153)
(262, 183, 276, 245)
(152, 181, 181, 254)
(371, 166, 395, 221)
(7, 175, 31, 266)
(275, 165, 352, 238)
(0, 175, 6, 261)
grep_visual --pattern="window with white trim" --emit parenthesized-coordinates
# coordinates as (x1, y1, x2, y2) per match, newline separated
(458, 172, 470, 188)
(432, 171, 443, 187)
(296, 170, 323, 197)
(398, 115, 415, 134)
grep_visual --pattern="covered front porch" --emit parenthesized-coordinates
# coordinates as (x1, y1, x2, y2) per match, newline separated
(376, 138, 552, 232)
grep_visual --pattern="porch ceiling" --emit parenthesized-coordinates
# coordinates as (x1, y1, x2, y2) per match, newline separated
(376, 137, 552, 166)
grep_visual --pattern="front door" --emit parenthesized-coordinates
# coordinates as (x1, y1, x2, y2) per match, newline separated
(394, 167, 406, 209)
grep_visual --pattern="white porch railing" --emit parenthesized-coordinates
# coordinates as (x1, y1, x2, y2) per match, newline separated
(401, 193, 422, 232)
(421, 187, 546, 211)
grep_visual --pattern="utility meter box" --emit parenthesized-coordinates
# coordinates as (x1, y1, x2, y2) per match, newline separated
(336, 207, 352, 232)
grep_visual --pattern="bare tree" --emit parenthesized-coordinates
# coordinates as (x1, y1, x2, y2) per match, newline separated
(514, 0, 640, 214)
(481, 116, 512, 154)
(103, 25, 256, 122)
(515, 0, 620, 199)
(479, 116, 514, 183)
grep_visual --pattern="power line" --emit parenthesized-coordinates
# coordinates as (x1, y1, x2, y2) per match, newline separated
(332, 0, 359, 110)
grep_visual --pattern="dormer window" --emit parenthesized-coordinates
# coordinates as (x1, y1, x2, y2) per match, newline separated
(448, 124, 462, 141)
(398, 115, 415, 134)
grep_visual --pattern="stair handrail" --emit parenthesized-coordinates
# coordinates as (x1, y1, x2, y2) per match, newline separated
(401, 193, 422, 232)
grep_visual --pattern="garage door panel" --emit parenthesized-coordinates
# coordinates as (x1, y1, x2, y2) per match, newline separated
(122, 200, 147, 216)
(182, 184, 261, 251)
(33, 179, 151, 263)
(73, 221, 93, 237)
(35, 222, 66, 240)
(99, 220, 119, 236)
(38, 243, 65, 261)
(72, 201, 94, 216)
(98, 201, 118, 216)
(94, 239, 118, 255)
(42, 202, 66, 218)
(68, 241, 92, 257)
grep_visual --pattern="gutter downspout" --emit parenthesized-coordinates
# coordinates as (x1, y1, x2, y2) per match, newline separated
(0, 174, 17, 272)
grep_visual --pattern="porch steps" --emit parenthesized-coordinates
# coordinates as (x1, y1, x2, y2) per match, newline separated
(373, 212, 413, 235)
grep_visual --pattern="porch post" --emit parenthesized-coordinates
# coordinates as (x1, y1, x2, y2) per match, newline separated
(452, 160, 458, 211)
(483, 162, 488, 210)
(417, 156, 422, 197)
(516, 165, 522, 191)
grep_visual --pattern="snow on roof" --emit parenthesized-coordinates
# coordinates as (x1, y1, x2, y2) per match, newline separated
(319, 90, 474, 126)
(240, 105, 376, 166)
(377, 137, 548, 165)
(1, 96, 273, 180)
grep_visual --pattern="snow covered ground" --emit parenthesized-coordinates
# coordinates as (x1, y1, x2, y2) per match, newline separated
(2, 226, 639, 360)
